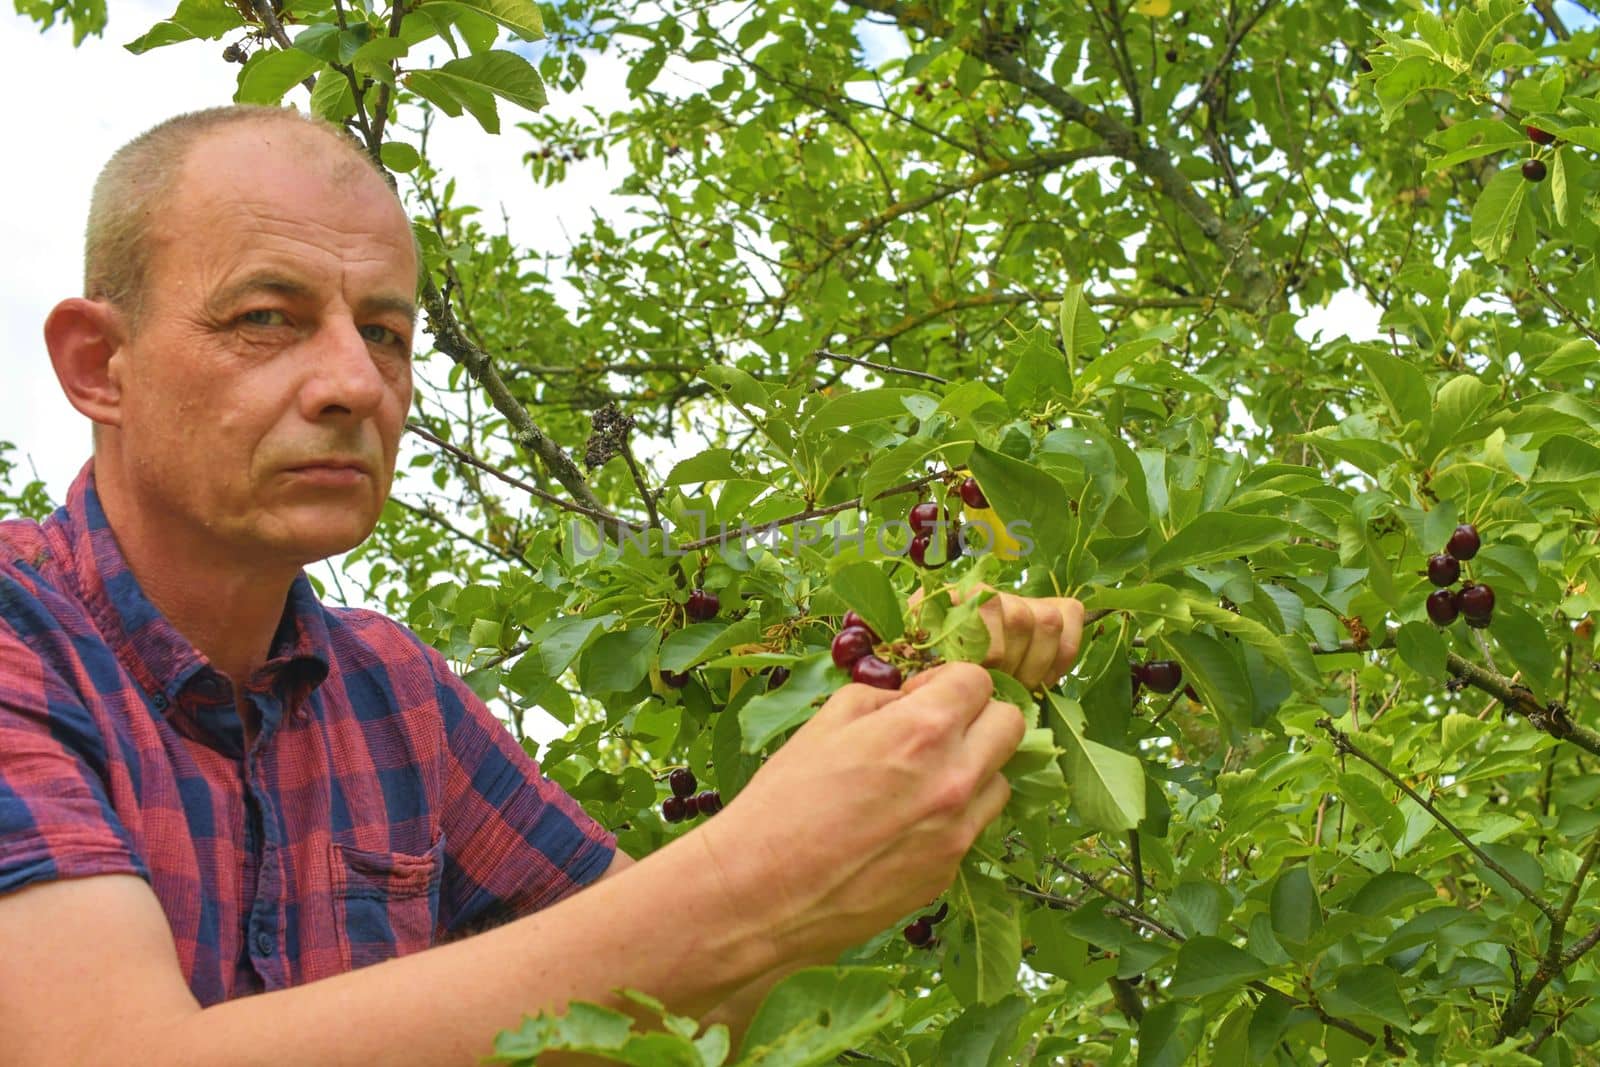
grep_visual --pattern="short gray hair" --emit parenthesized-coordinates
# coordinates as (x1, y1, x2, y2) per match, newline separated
(83, 104, 410, 334)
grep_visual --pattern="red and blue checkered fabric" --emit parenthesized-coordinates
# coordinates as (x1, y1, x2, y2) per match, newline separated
(0, 461, 615, 1005)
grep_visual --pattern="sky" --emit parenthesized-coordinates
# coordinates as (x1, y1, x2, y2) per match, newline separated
(0, 0, 642, 507)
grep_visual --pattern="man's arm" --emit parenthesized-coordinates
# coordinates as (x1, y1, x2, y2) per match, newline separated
(0, 824, 789, 1066)
(0, 662, 1025, 1067)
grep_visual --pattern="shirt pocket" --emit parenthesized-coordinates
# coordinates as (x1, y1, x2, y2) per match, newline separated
(329, 834, 446, 972)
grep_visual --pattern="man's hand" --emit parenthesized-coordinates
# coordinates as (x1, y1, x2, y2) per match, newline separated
(694, 662, 1023, 968)
(913, 585, 1085, 691)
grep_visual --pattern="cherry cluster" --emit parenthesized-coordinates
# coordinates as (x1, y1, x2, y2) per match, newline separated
(903, 477, 989, 569)
(1130, 658, 1184, 698)
(661, 768, 722, 823)
(831, 611, 903, 689)
(904, 901, 949, 947)
(1423, 523, 1494, 629)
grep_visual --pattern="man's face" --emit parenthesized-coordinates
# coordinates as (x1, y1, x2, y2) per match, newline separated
(108, 123, 418, 569)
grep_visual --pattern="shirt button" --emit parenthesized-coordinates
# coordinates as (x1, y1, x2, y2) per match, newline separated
(254, 930, 274, 956)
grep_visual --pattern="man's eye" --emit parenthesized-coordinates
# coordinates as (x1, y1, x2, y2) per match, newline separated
(360, 324, 404, 346)
(240, 309, 288, 326)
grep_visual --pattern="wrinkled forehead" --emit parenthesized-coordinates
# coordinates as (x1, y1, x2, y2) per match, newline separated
(151, 122, 417, 285)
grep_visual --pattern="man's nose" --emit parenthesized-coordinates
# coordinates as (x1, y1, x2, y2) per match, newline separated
(303, 316, 389, 419)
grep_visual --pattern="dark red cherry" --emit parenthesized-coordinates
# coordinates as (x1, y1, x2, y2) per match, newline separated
(851, 655, 903, 690)
(842, 611, 878, 641)
(1446, 524, 1481, 561)
(686, 588, 720, 621)
(832, 626, 877, 669)
(669, 767, 697, 798)
(959, 477, 988, 509)
(1426, 588, 1460, 626)
(1183, 684, 1201, 703)
(1142, 660, 1183, 694)
(662, 796, 688, 823)
(928, 901, 949, 924)
(767, 666, 790, 690)
(904, 917, 934, 946)
(909, 533, 934, 568)
(695, 789, 722, 815)
(661, 669, 691, 689)
(1527, 125, 1556, 145)
(1522, 158, 1548, 183)
(945, 528, 963, 562)
(683, 793, 701, 817)
(908, 501, 940, 536)
(1459, 582, 1495, 622)
(1427, 553, 1461, 587)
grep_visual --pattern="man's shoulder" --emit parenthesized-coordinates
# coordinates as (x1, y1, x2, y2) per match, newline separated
(0, 514, 54, 580)
(0, 516, 86, 641)
(320, 603, 448, 678)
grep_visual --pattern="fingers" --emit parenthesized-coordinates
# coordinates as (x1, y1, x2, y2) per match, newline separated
(1013, 601, 1064, 691)
(965, 771, 1013, 839)
(960, 698, 1028, 782)
(884, 661, 994, 728)
(810, 681, 906, 728)
(1046, 596, 1086, 680)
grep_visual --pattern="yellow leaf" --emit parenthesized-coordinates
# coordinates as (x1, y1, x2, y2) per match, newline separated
(962, 503, 1025, 561)
(1133, 0, 1171, 14)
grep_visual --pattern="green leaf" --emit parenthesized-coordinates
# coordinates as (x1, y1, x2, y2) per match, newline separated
(830, 561, 904, 642)
(1148, 513, 1291, 576)
(935, 995, 1028, 1067)
(1357, 347, 1432, 438)
(805, 388, 935, 434)
(1537, 434, 1600, 482)
(1395, 620, 1448, 680)
(379, 141, 422, 172)
(124, 0, 242, 54)
(737, 968, 901, 1066)
(489, 1000, 711, 1066)
(1320, 965, 1412, 1030)
(1470, 167, 1532, 262)
(407, 49, 547, 133)
(426, 0, 545, 41)
(1348, 871, 1434, 917)
(739, 653, 842, 753)
(666, 448, 743, 486)
(1168, 936, 1270, 997)
(576, 627, 658, 694)
(1269, 866, 1323, 947)
(967, 445, 1072, 566)
(1049, 693, 1145, 831)
(943, 865, 1022, 1006)
(1137, 1001, 1204, 1067)
(236, 47, 324, 105)
(658, 622, 733, 672)
(1058, 282, 1104, 385)
(1081, 583, 1192, 625)
(530, 613, 618, 676)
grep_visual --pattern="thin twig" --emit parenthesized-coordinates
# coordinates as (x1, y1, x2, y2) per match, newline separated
(1318, 718, 1557, 921)
(815, 350, 949, 384)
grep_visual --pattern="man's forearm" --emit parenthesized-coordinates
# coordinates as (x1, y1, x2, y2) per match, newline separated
(138, 834, 781, 1067)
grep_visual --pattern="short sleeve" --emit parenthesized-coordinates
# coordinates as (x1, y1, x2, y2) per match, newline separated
(0, 622, 147, 896)
(420, 642, 616, 936)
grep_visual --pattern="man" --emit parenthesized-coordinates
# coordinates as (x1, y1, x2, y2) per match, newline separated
(0, 105, 1084, 1064)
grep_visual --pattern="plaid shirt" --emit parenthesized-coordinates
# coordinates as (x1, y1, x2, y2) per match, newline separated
(0, 460, 615, 1006)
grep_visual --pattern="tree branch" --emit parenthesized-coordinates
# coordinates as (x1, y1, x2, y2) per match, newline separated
(405, 420, 640, 530)
(838, 0, 1276, 310)
(1317, 718, 1558, 921)
(418, 277, 612, 516)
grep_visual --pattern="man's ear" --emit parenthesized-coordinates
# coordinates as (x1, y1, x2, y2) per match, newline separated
(44, 298, 128, 432)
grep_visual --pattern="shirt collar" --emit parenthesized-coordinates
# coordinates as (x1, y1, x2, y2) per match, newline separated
(51, 459, 331, 749)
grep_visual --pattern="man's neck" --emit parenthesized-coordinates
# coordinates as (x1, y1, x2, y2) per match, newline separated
(91, 462, 300, 688)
